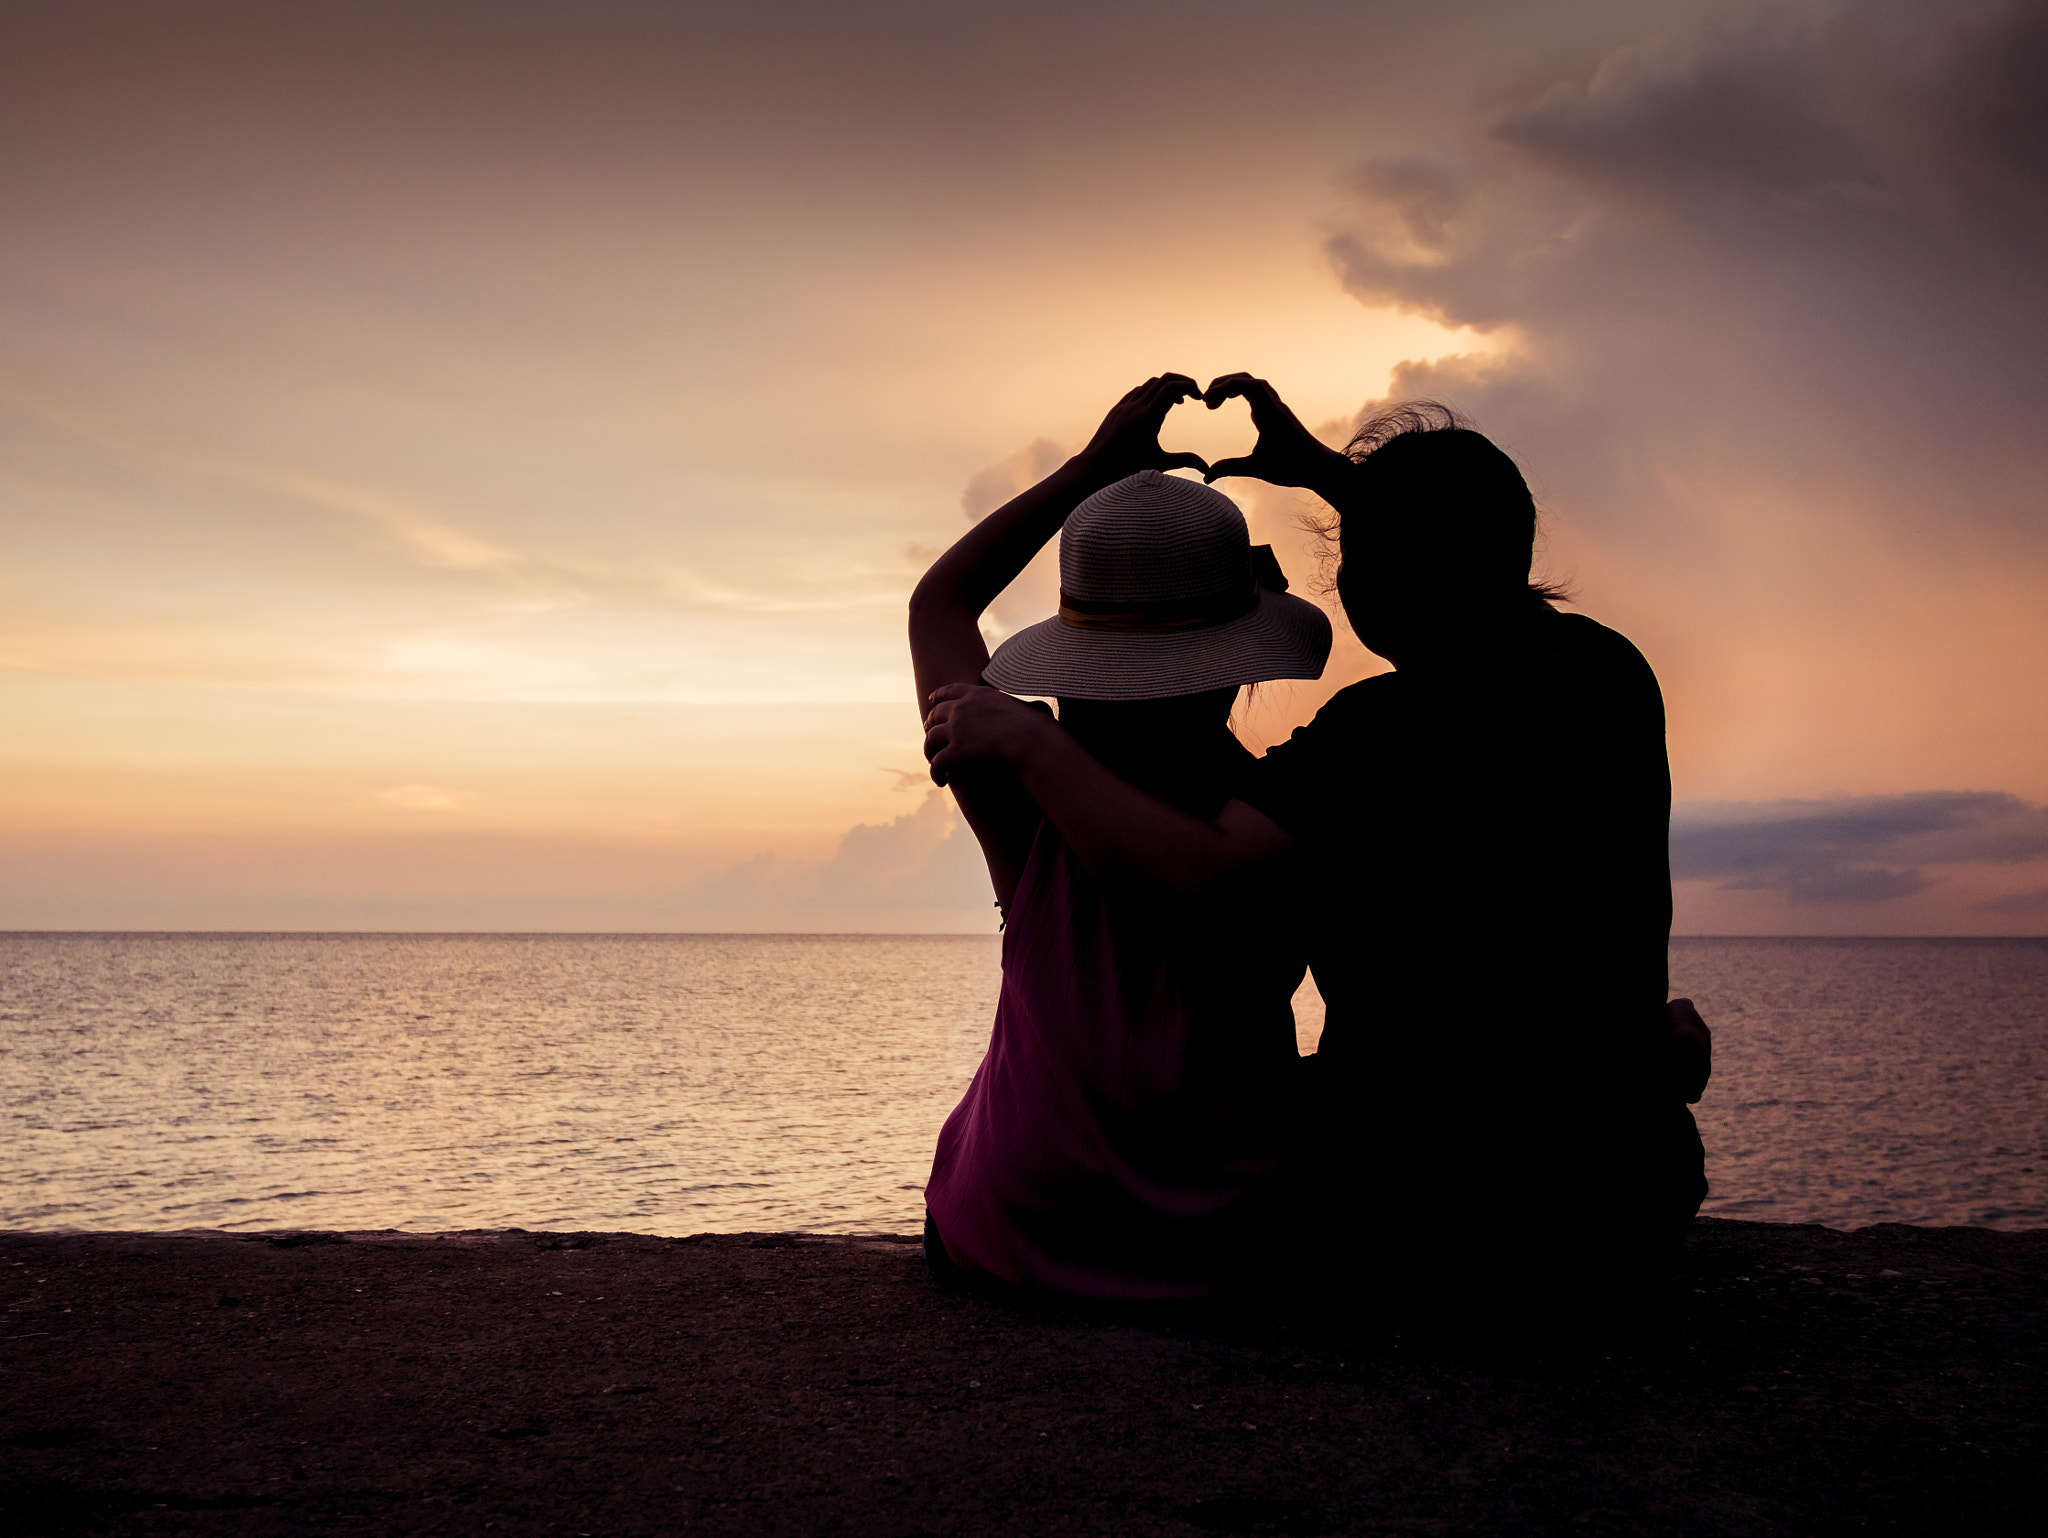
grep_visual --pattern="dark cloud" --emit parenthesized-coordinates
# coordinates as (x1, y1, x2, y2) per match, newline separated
(1326, 0, 2048, 551)
(0, 1, 1651, 212)
(1672, 790, 2048, 904)
(1494, 12, 1874, 206)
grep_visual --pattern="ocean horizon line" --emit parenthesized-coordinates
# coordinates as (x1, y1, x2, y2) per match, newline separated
(4, 929, 2045, 942)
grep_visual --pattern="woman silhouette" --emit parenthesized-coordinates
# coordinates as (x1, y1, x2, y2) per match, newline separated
(909, 375, 1331, 1298)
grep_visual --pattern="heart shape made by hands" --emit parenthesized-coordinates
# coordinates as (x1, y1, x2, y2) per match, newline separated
(1160, 392, 1257, 478)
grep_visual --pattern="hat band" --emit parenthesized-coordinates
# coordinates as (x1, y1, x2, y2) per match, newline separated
(1056, 582, 1257, 633)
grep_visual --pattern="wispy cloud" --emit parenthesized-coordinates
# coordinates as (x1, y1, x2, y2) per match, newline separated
(377, 783, 471, 811)
(0, 369, 902, 619)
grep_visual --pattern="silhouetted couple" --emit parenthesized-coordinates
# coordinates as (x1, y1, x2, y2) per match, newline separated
(910, 374, 1708, 1311)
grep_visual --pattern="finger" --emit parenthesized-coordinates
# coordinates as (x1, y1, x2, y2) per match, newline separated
(1142, 370, 1200, 408)
(927, 740, 978, 783)
(1138, 376, 1191, 427)
(1096, 380, 1156, 432)
(1207, 377, 1293, 434)
(925, 682, 973, 705)
(1202, 456, 1258, 483)
(1158, 452, 1210, 476)
(1202, 372, 1265, 409)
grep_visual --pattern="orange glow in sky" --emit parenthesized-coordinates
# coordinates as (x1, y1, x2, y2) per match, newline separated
(4, 2, 2045, 932)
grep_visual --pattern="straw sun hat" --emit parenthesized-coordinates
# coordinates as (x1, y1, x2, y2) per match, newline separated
(983, 471, 1332, 701)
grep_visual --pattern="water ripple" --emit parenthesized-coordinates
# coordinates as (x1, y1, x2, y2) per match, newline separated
(0, 933, 2041, 1233)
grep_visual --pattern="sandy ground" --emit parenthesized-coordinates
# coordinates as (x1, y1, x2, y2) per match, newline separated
(1, 1218, 2042, 1536)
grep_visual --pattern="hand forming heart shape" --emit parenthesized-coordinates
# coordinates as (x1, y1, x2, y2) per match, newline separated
(1078, 373, 1352, 499)
(1193, 373, 1352, 494)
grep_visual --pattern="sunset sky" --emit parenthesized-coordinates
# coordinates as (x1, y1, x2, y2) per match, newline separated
(4, 0, 2045, 933)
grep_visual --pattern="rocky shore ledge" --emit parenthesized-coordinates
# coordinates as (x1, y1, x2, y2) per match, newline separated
(2, 1218, 2042, 1536)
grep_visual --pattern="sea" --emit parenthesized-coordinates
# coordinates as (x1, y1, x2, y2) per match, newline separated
(2, 934, 2043, 1236)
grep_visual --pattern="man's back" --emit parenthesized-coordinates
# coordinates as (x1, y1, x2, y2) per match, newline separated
(1244, 607, 1692, 1250)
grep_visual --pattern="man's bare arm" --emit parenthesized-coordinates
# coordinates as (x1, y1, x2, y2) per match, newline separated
(923, 683, 1292, 893)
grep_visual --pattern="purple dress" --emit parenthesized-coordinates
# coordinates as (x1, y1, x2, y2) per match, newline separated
(924, 820, 1304, 1299)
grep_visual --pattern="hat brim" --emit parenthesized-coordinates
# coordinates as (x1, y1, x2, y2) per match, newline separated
(981, 589, 1333, 702)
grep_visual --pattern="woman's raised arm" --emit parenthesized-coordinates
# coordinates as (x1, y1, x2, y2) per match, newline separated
(908, 375, 1208, 705)
(907, 374, 1208, 904)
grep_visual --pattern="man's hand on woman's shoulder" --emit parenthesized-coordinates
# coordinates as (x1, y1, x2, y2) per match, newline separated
(922, 683, 1060, 787)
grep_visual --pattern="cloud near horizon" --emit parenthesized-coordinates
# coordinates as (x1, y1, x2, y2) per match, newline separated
(682, 789, 994, 930)
(677, 783, 2048, 932)
(1672, 791, 2048, 905)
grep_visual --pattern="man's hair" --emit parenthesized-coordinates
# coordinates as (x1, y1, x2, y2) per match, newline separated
(1335, 401, 1565, 602)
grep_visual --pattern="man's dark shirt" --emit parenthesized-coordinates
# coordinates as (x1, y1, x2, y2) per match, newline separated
(1240, 607, 1678, 1230)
